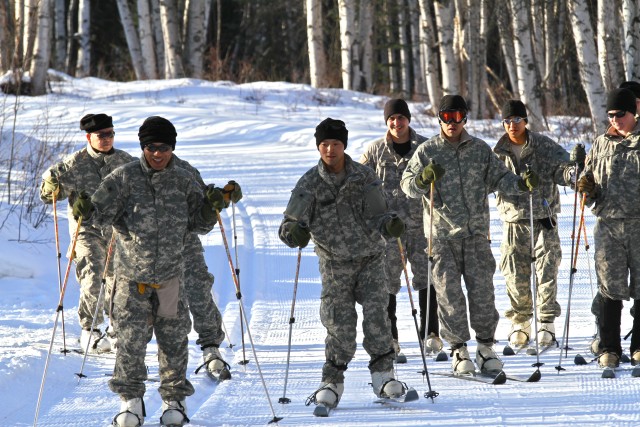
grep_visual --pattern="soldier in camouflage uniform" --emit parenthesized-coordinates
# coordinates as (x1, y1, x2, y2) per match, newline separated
(360, 99, 443, 359)
(279, 118, 407, 409)
(172, 154, 242, 379)
(493, 100, 574, 349)
(400, 95, 539, 374)
(578, 88, 640, 369)
(72, 116, 222, 427)
(40, 113, 134, 354)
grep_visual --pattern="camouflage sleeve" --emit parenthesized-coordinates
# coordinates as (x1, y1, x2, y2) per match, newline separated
(187, 180, 217, 234)
(279, 180, 315, 247)
(40, 161, 73, 204)
(486, 147, 523, 196)
(90, 171, 126, 229)
(400, 145, 429, 198)
(362, 178, 394, 237)
(359, 141, 376, 169)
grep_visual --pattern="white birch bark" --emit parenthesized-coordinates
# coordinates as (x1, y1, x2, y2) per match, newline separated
(306, 0, 327, 88)
(567, 0, 607, 133)
(408, 0, 424, 98)
(54, 0, 66, 71)
(184, 0, 206, 78)
(152, 0, 166, 78)
(65, 0, 78, 74)
(14, 0, 25, 67)
(509, 0, 545, 130)
(23, 0, 38, 70)
(531, 0, 545, 81)
(621, 0, 640, 80)
(466, 0, 487, 118)
(357, 0, 373, 92)
(116, 0, 146, 80)
(138, 0, 158, 79)
(337, 0, 355, 90)
(159, 0, 184, 78)
(597, 0, 623, 90)
(418, 0, 442, 113)
(434, 0, 459, 95)
(76, 0, 91, 77)
(496, 0, 517, 96)
(397, 0, 409, 96)
(29, 0, 51, 95)
(385, 0, 397, 94)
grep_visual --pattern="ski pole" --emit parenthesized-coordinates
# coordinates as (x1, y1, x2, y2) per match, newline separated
(34, 217, 83, 427)
(76, 233, 116, 381)
(556, 192, 587, 373)
(51, 191, 68, 353)
(398, 238, 438, 402)
(230, 202, 248, 364)
(279, 247, 302, 404)
(217, 211, 282, 424)
(526, 165, 543, 375)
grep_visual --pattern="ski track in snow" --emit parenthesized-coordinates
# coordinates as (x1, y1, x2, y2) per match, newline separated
(1, 78, 639, 426)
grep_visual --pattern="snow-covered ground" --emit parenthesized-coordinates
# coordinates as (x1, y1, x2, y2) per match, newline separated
(1, 75, 637, 427)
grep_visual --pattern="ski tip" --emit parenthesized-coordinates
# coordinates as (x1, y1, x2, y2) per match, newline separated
(395, 354, 408, 364)
(503, 345, 515, 356)
(601, 367, 616, 379)
(621, 353, 631, 364)
(526, 348, 538, 356)
(574, 354, 588, 365)
(404, 388, 419, 402)
(268, 416, 284, 424)
(313, 404, 330, 417)
(435, 351, 448, 362)
(528, 369, 542, 382)
(493, 370, 507, 385)
(632, 366, 640, 378)
(278, 397, 291, 404)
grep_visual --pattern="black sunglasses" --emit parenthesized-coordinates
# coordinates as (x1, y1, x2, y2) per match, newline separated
(607, 111, 627, 119)
(93, 131, 115, 139)
(144, 144, 172, 153)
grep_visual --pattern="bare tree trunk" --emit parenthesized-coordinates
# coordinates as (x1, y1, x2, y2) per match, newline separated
(306, 0, 327, 88)
(65, 0, 78, 75)
(0, 0, 13, 72)
(397, 0, 410, 97)
(23, 0, 39, 71)
(138, 0, 159, 79)
(466, 0, 487, 118)
(116, 0, 146, 80)
(183, 0, 206, 77)
(14, 0, 25, 70)
(53, 0, 66, 71)
(418, 0, 442, 113)
(531, 0, 545, 81)
(509, 0, 545, 130)
(30, 0, 51, 95)
(496, 0, 517, 95)
(568, 0, 607, 133)
(338, 0, 355, 90)
(159, 0, 185, 78)
(76, 0, 91, 77)
(358, 0, 374, 92)
(152, 0, 167, 78)
(598, 0, 623, 90)
(408, 0, 424, 99)
(385, 0, 398, 94)
(434, 0, 459, 95)
(621, 0, 640, 81)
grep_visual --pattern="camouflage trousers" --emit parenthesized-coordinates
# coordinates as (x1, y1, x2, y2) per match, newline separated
(594, 217, 640, 301)
(108, 277, 194, 402)
(431, 235, 499, 345)
(183, 241, 225, 349)
(384, 225, 430, 294)
(318, 253, 394, 383)
(73, 232, 114, 330)
(499, 220, 562, 324)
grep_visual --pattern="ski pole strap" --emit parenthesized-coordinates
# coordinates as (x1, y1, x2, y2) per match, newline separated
(137, 282, 161, 294)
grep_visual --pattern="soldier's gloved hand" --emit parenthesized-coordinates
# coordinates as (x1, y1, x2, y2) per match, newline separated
(43, 175, 60, 197)
(578, 174, 596, 198)
(223, 180, 243, 204)
(416, 162, 445, 189)
(570, 144, 586, 171)
(289, 222, 311, 248)
(385, 216, 405, 238)
(518, 169, 539, 191)
(205, 185, 226, 212)
(72, 192, 94, 220)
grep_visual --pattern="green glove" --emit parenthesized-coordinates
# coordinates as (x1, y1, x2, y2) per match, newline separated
(570, 144, 586, 170)
(518, 169, 539, 191)
(205, 185, 226, 212)
(289, 222, 311, 248)
(223, 180, 243, 204)
(72, 192, 94, 220)
(42, 175, 60, 197)
(578, 174, 596, 198)
(416, 162, 445, 189)
(385, 216, 405, 238)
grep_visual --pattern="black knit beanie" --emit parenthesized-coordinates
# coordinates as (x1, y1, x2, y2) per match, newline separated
(80, 114, 113, 133)
(384, 99, 411, 123)
(606, 88, 637, 115)
(138, 116, 177, 149)
(619, 81, 640, 99)
(314, 118, 348, 148)
(439, 95, 468, 112)
(501, 100, 528, 119)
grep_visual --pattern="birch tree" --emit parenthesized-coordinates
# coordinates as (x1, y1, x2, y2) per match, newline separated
(408, 0, 425, 98)
(138, 0, 159, 79)
(65, 0, 79, 75)
(418, 0, 442, 113)
(434, 0, 459, 95)
(357, 0, 373, 92)
(53, 0, 66, 71)
(159, 0, 185, 78)
(306, 0, 327, 88)
(29, 0, 51, 96)
(622, 0, 640, 81)
(495, 1, 517, 96)
(597, 0, 623, 90)
(116, 0, 146, 80)
(509, 0, 545, 130)
(567, 0, 607, 132)
(183, 0, 207, 78)
(466, 0, 487, 118)
(76, 0, 91, 77)
(337, 0, 355, 90)
(397, 1, 410, 96)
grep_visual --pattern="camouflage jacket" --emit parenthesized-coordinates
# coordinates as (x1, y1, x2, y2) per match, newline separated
(172, 155, 209, 254)
(400, 129, 523, 239)
(360, 128, 426, 229)
(90, 154, 216, 283)
(493, 130, 572, 222)
(40, 144, 134, 236)
(279, 154, 397, 260)
(583, 120, 640, 218)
